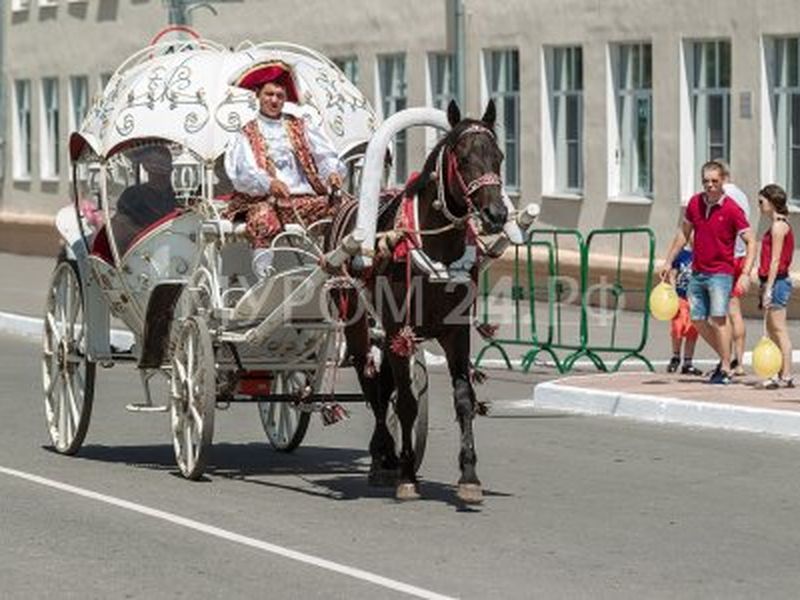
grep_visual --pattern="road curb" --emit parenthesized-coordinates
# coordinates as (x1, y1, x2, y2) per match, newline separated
(531, 380, 800, 438)
(0, 311, 43, 339)
(0, 311, 133, 347)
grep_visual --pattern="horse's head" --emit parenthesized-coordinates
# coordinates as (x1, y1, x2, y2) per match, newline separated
(443, 99, 508, 234)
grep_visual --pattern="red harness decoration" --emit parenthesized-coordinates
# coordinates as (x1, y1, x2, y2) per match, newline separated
(389, 172, 423, 358)
(392, 172, 422, 263)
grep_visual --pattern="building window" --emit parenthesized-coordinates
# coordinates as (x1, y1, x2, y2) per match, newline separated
(612, 43, 653, 197)
(332, 56, 359, 87)
(377, 53, 407, 185)
(426, 53, 455, 150)
(69, 76, 89, 134)
(100, 72, 113, 93)
(41, 77, 61, 179)
(13, 80, 32, 179)
(429, 53, 455, 110)
(691, 40, 731, 172)
(546, 46, 583, 194)
(485, 49, 520, 190)
(767, 37, 800, 203)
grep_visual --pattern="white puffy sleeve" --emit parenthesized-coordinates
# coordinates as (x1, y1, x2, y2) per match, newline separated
(305, 122, 346, 181)
(224, 130, 273, 197)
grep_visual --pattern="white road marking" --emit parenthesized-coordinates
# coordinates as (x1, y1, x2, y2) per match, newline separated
(0, 465, 457, 600)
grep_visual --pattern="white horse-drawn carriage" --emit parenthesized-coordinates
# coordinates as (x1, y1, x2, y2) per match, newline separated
(44, 35, 391, 477)
(43, 33, 535, 483)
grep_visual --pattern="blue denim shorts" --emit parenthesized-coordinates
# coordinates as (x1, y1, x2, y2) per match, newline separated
(763, 277, 793, 309)
(687, 272, 734, 320)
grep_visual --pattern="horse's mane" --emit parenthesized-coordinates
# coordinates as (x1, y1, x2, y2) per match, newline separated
(403, 118, 491, 197)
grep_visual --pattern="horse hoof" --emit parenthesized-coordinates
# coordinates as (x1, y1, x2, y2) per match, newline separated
(457, 483, 483, 505)
(368, 468, 398, 488)
(396, 482, 420, 501)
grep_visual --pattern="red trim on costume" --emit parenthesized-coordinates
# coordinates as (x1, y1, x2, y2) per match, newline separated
(285, 118, 327, 195)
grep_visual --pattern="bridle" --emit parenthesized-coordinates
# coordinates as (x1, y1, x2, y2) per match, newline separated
(435, 124, 503, 227)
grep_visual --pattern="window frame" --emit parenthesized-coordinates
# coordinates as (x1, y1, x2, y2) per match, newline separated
(610, 42, 654, 198)
(12, 80, 33, 180)
(376, 53, 408, 185)
(332, 56, 359, 87)
(545, 45, 584, 195)
(691, 40, 732, 173)
(68, 75, 89, 135)
(766, 36, 800, 204)
(40, 77, 61, 180)
(484, 48, 520, 191)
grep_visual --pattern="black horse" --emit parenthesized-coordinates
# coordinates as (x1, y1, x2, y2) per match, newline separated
(328, 100, 508, 503)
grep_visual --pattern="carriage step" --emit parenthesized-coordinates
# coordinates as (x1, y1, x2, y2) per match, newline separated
(125, 403, 169, 413)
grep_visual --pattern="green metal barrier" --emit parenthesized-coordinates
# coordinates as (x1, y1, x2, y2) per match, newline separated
(474, 226, 655, 374)
(582, 227, 656, 372)
(524, 228, 589, 372)
(474, 239, 561, 370)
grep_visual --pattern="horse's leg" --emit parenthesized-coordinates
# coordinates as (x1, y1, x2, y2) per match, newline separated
(386, 348, 420, 500)
(441, 325, 483, 504)
(341, 301, 398, 487)
(366, 358, 399, 486)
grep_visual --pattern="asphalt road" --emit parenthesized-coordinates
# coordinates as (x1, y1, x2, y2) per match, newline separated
(2, 331, 800, 599)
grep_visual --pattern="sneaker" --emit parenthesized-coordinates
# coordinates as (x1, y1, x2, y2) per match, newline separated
(681, 364, 703, 376)
(667, 356, 680, 373)
(761, 376, 781, 390)
(709, 369, 731, 385)
(706, 361, 722, 377)
(762, 376, 795, 390)
(730, 358, 745, 376)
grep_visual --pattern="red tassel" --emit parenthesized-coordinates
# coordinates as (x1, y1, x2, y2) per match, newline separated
(390, 326, 417, 357)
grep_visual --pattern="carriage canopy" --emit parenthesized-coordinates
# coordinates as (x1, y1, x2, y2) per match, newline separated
(70, 39, 378, 163)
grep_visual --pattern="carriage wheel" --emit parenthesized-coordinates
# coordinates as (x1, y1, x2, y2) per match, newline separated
(258, 371, 311, 452)
(387, 349, 429, 473)
(42, 259, 96, 455)
(170, 316, 215, 479)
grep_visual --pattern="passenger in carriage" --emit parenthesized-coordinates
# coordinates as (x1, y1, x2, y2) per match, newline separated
(112, 145, 177, 254)
(224, 62, 345, 274)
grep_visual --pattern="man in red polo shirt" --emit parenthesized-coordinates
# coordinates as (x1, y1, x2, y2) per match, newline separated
(660, 160, 757, 384)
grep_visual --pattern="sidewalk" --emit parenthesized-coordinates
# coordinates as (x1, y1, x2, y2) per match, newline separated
(530, 371, 800, 439)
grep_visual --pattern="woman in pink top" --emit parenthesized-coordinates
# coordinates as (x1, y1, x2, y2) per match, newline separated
(757, 184, 794, 388)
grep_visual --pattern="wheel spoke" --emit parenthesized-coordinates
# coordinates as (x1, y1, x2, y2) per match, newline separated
(68, 277, 80, 327)
(183, 423, 195, 472)
(45, 312, 61, 345)
(279, 404, 291, 442)
(174, 358, 188, 388)
(65, 372, 81, 432)
(189, 403, 203, 431)
(56, 280, 68, 338)
(44, 376, 56, 402)
(58, 377, 70, 446)
(64, 277, 75, 339)
(186, 330, 195, 376)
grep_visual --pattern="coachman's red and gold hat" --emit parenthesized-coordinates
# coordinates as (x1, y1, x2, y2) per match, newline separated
(234, 61, 300, 103)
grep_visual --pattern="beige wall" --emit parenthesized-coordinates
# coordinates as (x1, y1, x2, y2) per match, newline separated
(4, 0, 800, 256)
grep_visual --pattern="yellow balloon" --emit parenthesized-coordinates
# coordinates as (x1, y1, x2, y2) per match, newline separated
(649, 282, 679, 321)
(752, 336, 782, 378)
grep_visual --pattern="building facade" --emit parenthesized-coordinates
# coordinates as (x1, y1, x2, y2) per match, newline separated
(3, 0, 800, 255)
